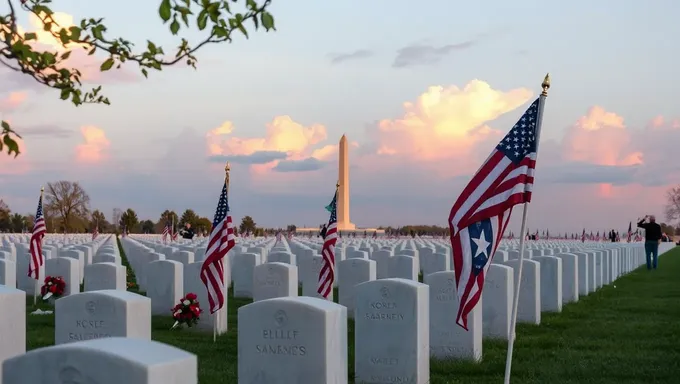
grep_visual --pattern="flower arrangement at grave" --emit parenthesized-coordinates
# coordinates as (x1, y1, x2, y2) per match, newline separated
(171, 293, 202, 329)
(40, 276, 66, 301)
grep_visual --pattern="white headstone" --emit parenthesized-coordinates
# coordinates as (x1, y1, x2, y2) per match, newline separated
(55, 290, 151, 344)
(354, 278, 429, 384)
(2, 338, 197, 384)
(238, 297, 347, 384)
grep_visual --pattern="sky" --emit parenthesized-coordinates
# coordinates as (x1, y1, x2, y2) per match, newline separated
(1, 0, 679, 232)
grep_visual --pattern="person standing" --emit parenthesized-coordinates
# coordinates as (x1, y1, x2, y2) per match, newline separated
(637, 215, 662, 270)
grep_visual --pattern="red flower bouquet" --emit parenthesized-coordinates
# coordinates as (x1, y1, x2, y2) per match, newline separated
(171, 293, 202, 329)
(41, 276, 66, 301)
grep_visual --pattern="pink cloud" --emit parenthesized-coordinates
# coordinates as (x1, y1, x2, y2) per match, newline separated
(0, 92, 28, 112)
(75, 126, 110, 163)
(206, 116, 330, 175)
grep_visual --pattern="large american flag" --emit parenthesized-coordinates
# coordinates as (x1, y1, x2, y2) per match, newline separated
(449, 98, 540, 330)
(200, 182, 235, 313)
(27, 192, 47, 280)
(317, 190, 338, 299)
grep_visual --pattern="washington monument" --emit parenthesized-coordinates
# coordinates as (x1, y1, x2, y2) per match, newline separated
(337, 134, 355, 230)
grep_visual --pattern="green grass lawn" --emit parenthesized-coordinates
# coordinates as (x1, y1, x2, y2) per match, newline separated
(25, 242, 680, 383)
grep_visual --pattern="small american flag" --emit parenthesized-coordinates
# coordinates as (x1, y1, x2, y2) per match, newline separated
(92, 225, 98, 241)
(627, 221, 632, 243)
(449, 98, 541, 330)
(581, 229, 586, 243)
(162, 222, 170, 242)
(201, 181, 235, 313)
(28, 192, 46, 280)
(318, 189, 338, 299)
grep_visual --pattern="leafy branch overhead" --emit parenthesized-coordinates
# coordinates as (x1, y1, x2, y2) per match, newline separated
(0, 0, 276, 157)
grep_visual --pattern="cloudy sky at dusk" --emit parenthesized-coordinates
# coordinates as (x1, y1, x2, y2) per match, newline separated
(1, 0, 679, 232)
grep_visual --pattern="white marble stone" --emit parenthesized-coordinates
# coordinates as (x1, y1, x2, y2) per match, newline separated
(533, 256, 562, 313)
(0, 285, 25, 381)
(2, 338, 197, 384)
(45, 257, 80, 296)
(232, 252, 261, 299)
(388, 255, 419, 281)
(338, 258, 376, 318)
(426, 271, 481, 361)
(183, 262, 227, 334)
(253, 262, 298, 302)
(84, 262, 126, 292)
(238, 296, 347, 384)
(0, 259, 16, 288)
(354, 278, 429, 384)
(555, 253, 579, 304)
(502, 259, 541, 325)
(55, 290, 151, 345)
(482, 264, 513, 340)
(146, 260, 183, 315)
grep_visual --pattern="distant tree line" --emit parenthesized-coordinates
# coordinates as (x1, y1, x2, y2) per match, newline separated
(3, 181, 680, 237)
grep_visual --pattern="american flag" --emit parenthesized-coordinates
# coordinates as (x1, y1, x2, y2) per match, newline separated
(581, 229, 586, 243)
(627, 221, 632, 242)
(318, 189, 338, 299)
(92, 225, 98, 241)
(449, 98, 540, 330)
(27, 192, 46, 280)
(162, 222, 170, 242)
(201, 182, 235, 313)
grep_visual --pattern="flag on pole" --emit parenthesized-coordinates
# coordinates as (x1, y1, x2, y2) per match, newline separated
(92, 225, 98, 241)
(318, 188, 338, 299)
(449, 98, 540, 330)
(162, 222, 170, 243)
(627, 221, 632, 243)
(200, 181, 235, 313)
(28, 191, 46, 280)
(581, 228, 586, 243)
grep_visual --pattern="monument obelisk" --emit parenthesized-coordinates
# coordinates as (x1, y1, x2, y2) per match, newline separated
(337, 134, 355, 230)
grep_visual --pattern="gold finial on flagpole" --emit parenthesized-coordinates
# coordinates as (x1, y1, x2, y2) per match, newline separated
(541, 73, 551, 96)
(336, 181, 340, 189)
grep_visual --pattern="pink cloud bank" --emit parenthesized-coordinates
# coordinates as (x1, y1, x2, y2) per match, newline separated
(3, 78, 678, 229)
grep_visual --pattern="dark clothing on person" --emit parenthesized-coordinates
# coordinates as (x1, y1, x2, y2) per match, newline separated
(180, 227, 195, 240)
(609, 230, 616, 242)
(320, 226, 327, 239)
(637, 220, 662, 242)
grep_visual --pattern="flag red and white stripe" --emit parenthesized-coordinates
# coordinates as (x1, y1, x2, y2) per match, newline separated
(201, 182, 235, 313)
(449, 98, 541, 330)
(28, 192, 46, 280)
(318, 190, 338, 299)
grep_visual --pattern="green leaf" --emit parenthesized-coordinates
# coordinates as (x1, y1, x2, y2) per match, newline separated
(100, 58, 115, 71)
(170, 20, 180, 34)
(3, 135, 19, 157)
(197, 11, 208, 30)
(261, 12, 275, 30)
(61, 51, 72, 60)
(58, 29, 70, 44)
(60, 89, 70, 100)
(1, 121, 9, 131)
(141, 68, 148, 78)
(24, 32, 37, 41)
(159, 0, 172, 22)
(69, 26, 82, 41)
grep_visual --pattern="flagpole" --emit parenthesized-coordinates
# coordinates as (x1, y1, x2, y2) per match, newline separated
(503, 74, 550, 384)
(33, 186, 44, 306)
(213, 161, 230, 343)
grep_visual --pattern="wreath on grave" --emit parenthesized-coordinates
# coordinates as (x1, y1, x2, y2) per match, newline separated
(171, 293, 202, 329)
(41, 276, 66, 301)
